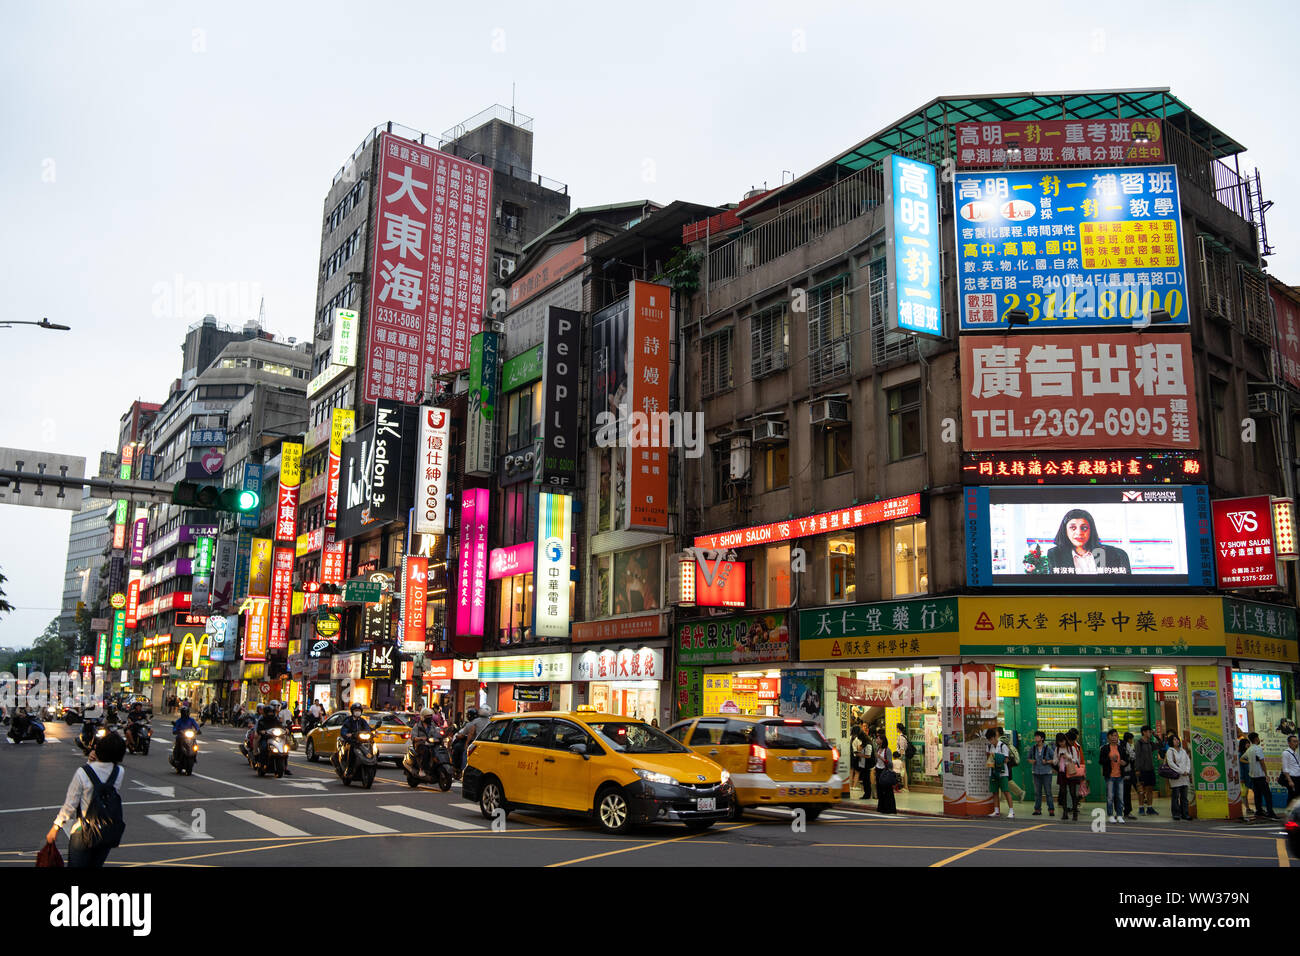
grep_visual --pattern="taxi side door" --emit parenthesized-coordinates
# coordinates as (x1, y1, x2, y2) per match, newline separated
(314, 712, 347, 752)
(541, 719, 599, 812)
(499, 717, 550, 807)
(689, 718, 752, 776)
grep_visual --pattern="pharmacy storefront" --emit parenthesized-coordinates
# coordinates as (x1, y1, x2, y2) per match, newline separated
(794, 594, 1298, 819)
(674, 610, 793, 721)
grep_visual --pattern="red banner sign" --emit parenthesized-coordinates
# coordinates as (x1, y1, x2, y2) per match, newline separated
(960, 334, 1199, 451)
(125, 579, 141, 630)
(1211, 496, 1278, 589)
(402, 555, 428, 648)
(693, 494, 922, 551)
(956, 119, 1165, 168)
(268, 546, 294, 651)
(363, 132, 494, 403)
(626, 281, 672, 530)
(835, 677, 896, 706)
(1271, 284, 1300, 391)
(509, 237, 586, 308)
(1153, 672, 1179, 692)
(694, 558, 747, 608)
(275, 442, 302, 543)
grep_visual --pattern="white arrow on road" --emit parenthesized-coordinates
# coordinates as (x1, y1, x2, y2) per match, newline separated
(135, 785, 176, 798)
(283, 781, 328, 791)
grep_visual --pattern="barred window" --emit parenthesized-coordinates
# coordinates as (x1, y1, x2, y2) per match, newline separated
(701, 329, 734, 397)
(808, 277, 851, 386)
(870, 258, 916, 366)
(1198, 235, 1234, 323)
(750, 304, 789, 380)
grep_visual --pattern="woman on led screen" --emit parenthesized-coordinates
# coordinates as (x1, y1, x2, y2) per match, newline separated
(1046, 509, 1131, 575)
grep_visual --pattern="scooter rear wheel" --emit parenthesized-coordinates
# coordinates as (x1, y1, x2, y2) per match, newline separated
(405, 771, 419, 788)
(438, 766, 453, 792)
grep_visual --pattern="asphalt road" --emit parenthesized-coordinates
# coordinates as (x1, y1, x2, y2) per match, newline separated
(2, 720, 1293, 868)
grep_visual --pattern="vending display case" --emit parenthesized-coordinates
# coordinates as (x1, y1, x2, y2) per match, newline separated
(1035, 677, 1080, 737)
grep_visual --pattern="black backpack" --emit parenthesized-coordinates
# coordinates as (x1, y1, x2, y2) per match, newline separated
(79, 764, 125, 849)
(904, 742, 917, 761)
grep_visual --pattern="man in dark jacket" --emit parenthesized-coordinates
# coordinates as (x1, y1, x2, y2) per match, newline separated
(1134, 726, 1159, 815)
(338, 703, 370, 776)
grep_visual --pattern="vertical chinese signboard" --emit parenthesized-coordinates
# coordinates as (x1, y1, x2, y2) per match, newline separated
(960, 333, 1199, 450)
(456, 488, 489, 636)
(539, 307, 581, 487)
(275, 442, 302, 543)
(465, 331, 499, 477)
(1270, 283, 1300, 390)
(325, 409, 356, 524)
(243, 597, 269, 662)
(129, 510, 148, 567)
(885, 155, 942, 337)
(109, 610, 126, 669)
(1211, 496, 1278, 589)
(269, 546, 294, 652)
(401, 555, 428, 653)
(413, 406, 450, 535)
(955, 119, 1165, 168)
(364, 131, 494, 403)
(1185, 665, 1242, 820)
(626, 281, 671, 529)
(534, 492, 572, 639)
(953, 164, 1188, 330)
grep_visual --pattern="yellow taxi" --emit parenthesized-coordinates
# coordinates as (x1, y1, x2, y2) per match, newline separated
(303, 710, 412, 765)
(665, 715, 841, 820)
(462, 710, 734, 834)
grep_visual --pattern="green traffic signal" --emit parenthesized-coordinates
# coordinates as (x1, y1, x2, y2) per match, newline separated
(171, 481, 259, 513)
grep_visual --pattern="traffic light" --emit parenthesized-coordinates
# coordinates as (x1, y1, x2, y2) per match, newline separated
(172, 481, 260, 514)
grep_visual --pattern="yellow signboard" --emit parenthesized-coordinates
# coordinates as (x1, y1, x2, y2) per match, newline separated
(330, 409, 356, 457)
(960, 597, 1227, 657)
(701, 674, 760, 714)
(249, 538, 273, 595)
(800, 632, 960, 662)
(280, 441, 302, 489)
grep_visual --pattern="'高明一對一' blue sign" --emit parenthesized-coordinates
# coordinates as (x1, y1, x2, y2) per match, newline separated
(886, 155, 942, 337)
(954, 164, 1189, 331)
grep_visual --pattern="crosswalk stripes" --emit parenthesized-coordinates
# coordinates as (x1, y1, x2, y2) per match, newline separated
(145, 812, 213, 840)
(378, 804, 483, 831)
(225, 809, 311, 837)
(301, 807, 398, 834)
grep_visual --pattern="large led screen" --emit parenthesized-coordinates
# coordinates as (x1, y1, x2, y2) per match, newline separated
(965, 485, 1212, 587)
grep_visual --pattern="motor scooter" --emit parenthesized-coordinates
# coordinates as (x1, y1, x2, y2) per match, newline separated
(7, 711, 46, 745)
(332, 731, 377, 789)
(242, 726, 289, 777)
(125, 718, 152, 755)
(402, 735, 455, 791)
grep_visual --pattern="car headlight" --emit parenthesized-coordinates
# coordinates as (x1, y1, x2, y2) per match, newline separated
(720, 769, 731, 785)
(634, 769, 679, 786)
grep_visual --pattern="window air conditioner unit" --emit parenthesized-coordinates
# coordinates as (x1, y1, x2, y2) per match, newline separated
(497, 257, 516, 279)
(1247, 391, 1280, 418)
(809, 398, 849, 427)
(751, 420, 788, 445)
(1204, 292, 1232, 324)
(729, 439, 751, 480)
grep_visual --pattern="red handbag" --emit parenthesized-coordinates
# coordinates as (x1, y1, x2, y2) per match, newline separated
(36, 843, 64, 868)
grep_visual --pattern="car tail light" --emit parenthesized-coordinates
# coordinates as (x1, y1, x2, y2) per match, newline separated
(831, 746, 840, 766)
(782, 719, 802, 725)
(466, 742, 478, 761)
(748, 744, 767, 773)
(1285, 819, 1299, 832)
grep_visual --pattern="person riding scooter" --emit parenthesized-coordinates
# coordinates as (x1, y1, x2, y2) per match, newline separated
(411, 708, 445, 776)
(252, 702, 291, 775)
(124, 702, 148, 752)
(337, 703, 370, 776)
(172, 705, 200, 738)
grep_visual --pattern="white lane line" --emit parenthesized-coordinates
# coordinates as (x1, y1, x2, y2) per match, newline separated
(145, 813, 213, 840)
(188, 773, 268, 796)
(301, 807, 397, 834)
(225, 810, 311, 837)
(378, 805, 483, 831)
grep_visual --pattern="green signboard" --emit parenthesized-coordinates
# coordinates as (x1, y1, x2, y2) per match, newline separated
(501, 345, 543, 393)
(676, 666, 703, 720)
(344, 581, 384, 604)
(1224, 598, 1298, 641)
(194, 535, 214, 574)
(110, 611, 126, 668)
(676, 611, 790, 666)
(799, 597, 960, 661)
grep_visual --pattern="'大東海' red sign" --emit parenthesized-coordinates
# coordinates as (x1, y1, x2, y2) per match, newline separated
(363, 132, 494, 403)
(268, 546, 294, 651)
(960, 334, 1199, 451)
(1211, 496, 1278, 589)
(693, 494, 922, 551)
(956, 119, 1164, 168)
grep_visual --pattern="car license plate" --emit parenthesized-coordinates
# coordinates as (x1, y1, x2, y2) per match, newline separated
(794, 761, 813, 773)
(697, 798, 716, 811)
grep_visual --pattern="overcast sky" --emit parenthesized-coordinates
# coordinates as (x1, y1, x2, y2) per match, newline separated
(2, 0, 1297, 649)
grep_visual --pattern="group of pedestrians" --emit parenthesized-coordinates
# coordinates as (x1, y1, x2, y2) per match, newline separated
(849, 721, 912, 815)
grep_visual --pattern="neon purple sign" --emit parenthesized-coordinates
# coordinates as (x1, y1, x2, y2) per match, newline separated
(456, 488, 490, 636)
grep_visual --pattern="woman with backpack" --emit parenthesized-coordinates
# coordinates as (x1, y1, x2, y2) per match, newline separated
(46, 730, 127, 867)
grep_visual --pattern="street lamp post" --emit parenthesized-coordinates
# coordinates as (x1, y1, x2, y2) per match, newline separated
(0, 318, 71, 331)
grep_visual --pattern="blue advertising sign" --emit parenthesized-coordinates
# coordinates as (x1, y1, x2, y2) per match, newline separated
(238, 463, 263, 530)
(954, 164, 1188, 331)
(138, 454, 157, 482)
(964, 484, 1214, 588)
(1231, 671, 1282, 702)
(885, 155, 942, 337)
(191, 428, 228, 447)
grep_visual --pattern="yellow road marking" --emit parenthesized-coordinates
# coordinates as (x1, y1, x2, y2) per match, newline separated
(546, 822, 756, 867)
(930, 823, 1048, 867)
(1279, 839, 1291, 868)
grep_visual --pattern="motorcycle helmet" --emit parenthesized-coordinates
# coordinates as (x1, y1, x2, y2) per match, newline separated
(180, 706, 190, 718)
(350, 702, 364, 714)
(466, 707, 478, 720)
